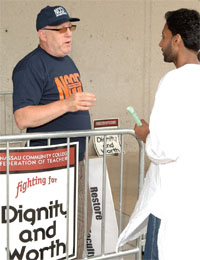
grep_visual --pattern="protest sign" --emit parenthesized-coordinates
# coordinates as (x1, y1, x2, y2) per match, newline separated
(93, 119, 121, 156)
(87, 158, 119, 257)
(0, 144, 78, 260)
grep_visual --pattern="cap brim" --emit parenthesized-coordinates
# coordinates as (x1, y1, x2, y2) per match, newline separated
(49, 17, 80, 26)
(69, 18, 80, 22)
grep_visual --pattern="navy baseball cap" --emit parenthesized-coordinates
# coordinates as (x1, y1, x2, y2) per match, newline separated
(36, 6, 80, 31)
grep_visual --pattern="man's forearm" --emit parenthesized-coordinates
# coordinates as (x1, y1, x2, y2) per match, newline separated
(14, 92, 96, 130)
(14, 100, 67, 130)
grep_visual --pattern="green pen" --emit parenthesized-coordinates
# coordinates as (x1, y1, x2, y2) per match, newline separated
(126, 106, 142, 126)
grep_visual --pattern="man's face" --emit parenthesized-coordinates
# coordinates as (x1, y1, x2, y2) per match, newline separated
(159, 23, 176, 63)
(40, 21, 73, 57)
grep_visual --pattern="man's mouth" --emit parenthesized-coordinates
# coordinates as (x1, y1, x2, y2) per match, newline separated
(65, 41, 71, 45)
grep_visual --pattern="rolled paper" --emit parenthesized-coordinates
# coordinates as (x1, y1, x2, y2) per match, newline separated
(126, 106, 142, 126)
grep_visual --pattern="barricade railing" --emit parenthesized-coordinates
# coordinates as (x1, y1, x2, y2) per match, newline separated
(0, 128, 145, 260)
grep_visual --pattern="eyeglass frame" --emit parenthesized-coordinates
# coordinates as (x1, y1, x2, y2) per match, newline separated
(42, 25, 77, 33)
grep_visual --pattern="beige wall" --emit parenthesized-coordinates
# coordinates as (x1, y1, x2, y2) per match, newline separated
(0, 0, 199, 154)
(0, 0, 199, 216)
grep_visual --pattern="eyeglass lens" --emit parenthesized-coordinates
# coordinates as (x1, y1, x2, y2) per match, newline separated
(42, 25, 77, 33)
(58, 25, 76, 33)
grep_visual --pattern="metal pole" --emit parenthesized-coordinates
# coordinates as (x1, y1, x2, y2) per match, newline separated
(83, 136, 89, 259)
(65, 137, 70, 260)
(101, 135, 107, 256)
(6, 141, 10, 260)
(119, 134, 124, 237)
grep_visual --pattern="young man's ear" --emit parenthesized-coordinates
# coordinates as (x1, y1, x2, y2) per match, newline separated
(173, 34, 182, 46)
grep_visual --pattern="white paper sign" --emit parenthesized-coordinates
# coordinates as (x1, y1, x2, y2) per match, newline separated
(93, 119, 121, 156)
(0, 144, 78, 260)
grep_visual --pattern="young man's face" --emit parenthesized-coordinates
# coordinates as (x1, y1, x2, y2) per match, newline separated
(40, 21, 74, 57)
(159, 23, 176, 63)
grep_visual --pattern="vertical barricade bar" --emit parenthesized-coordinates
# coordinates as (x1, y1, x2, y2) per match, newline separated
(101, 135, 107, 256)
(119, 134, 124, 239)
(83, 136, 89, 259)
(66, 137, 70, 260)
(47, 138, 51, 146)
(136, 140, 145, 260)
(6, 141, 10, 260)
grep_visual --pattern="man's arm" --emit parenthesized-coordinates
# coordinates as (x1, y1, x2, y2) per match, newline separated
(14, 92, 96, 130)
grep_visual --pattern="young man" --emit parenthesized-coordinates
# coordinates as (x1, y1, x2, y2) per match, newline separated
(12, 5, 96, 258)
(117, 8, 200, 260)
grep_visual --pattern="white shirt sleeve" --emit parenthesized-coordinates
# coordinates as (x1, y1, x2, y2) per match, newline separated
(146, 71, 183, 164)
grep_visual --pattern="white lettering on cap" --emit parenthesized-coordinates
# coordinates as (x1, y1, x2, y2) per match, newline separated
(54, 7, 68, 17)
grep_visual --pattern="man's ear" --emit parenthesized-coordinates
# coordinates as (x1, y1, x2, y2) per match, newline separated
(173, 34, 182, 46)
(38, 29, 47, 42)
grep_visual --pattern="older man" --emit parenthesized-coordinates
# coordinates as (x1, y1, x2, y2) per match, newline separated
(12, 5, 96, 258)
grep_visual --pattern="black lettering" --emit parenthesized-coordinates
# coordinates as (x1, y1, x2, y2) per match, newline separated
(19, 229, 33, 243)
(90, 188, 102, 220)
(2, 206, 19, 223)
(24, 208, 35, 225)
(92, 198, 98, 203)
(46, 220, 56, 238)
(9, 246, 26, 259)
(27, 249, 39, 260)
(56, 239, 66, 255)
(90, 187, 98, 192)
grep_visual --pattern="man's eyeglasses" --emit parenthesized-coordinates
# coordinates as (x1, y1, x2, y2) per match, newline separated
(42, 25, 77, 33)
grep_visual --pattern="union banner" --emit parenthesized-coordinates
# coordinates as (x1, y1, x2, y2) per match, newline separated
(0, 143, 78, 260)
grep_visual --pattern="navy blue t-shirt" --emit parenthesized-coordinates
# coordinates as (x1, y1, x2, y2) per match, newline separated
(12, 46, 91, 161)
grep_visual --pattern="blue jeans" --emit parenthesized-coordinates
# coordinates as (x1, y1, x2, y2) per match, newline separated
(144, 214, 161, 260)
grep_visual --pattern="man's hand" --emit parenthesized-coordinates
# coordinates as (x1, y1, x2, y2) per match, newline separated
(65, 92, 96, 112)
(134, 119, 150, 143)
(14, 92, 96, 130)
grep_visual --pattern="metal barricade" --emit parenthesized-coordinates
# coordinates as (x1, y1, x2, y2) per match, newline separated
(0, 129, 145, 260)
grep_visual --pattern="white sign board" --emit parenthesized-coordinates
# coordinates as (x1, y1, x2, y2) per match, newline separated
(87, 158, 119, 257)
(0, 144, 78, 260)
(93, 119, 121, 156)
